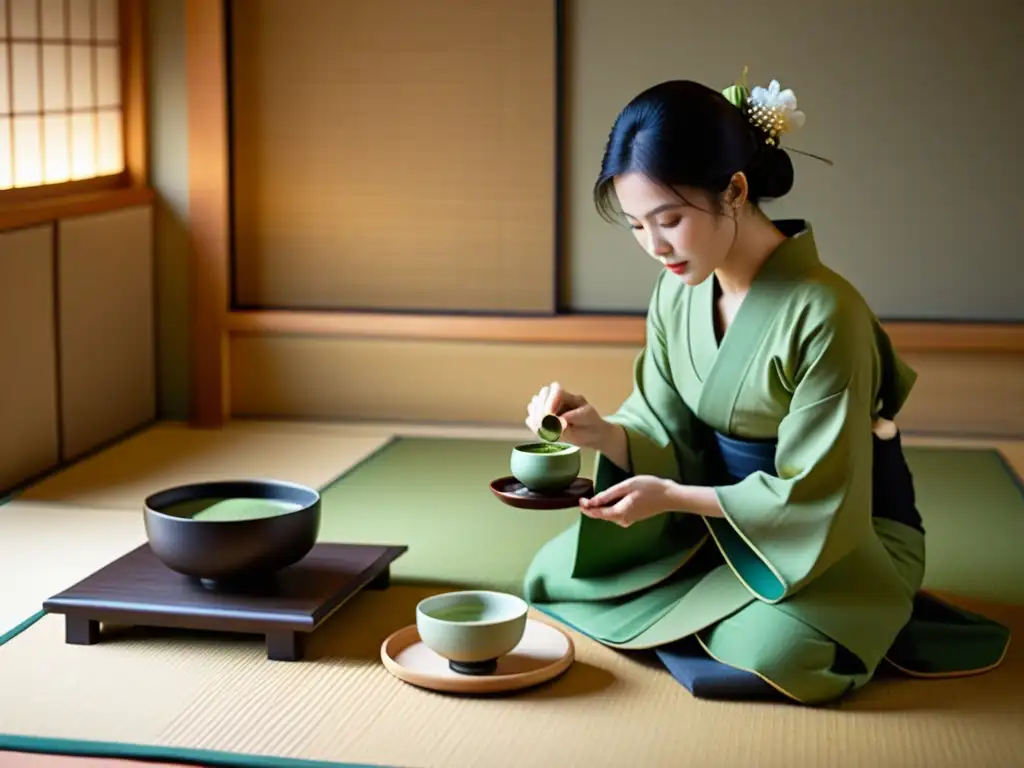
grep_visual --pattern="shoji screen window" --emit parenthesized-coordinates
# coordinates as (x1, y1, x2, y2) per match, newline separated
(0, 0, 123, 191)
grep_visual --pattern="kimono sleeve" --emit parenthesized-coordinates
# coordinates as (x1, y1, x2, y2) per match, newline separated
(601, 273, 705, 485)
(706, 295, 893, 603)
(572, 275, 709, 579)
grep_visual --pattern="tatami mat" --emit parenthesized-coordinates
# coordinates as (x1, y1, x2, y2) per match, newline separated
(312, 435, 1024, 603)
(15, 421, 394, 510)
(317, 436, 585, 595)
(0, 501, 147, 633)
(16, 419, 1020, 515)
(902, 433, 1024, 477)
(1, 421, 1022, 768)
(0, 584, 1022, 768)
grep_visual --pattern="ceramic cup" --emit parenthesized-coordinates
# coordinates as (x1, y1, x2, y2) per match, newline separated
(510, 442, 581, 493)
(416, 590, 529, 675)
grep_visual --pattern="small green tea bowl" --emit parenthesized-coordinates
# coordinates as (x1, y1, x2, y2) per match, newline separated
(415, 590, 529, 675)
(510, 441, 581, 493)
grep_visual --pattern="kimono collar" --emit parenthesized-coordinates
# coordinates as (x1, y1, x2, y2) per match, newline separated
(691, 217, 824, 420)
(761, 219, 820, 279)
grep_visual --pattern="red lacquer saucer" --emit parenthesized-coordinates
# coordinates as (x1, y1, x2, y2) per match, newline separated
(488, 476, 594, 510)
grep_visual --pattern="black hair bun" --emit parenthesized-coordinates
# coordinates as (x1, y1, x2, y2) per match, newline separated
(744, 145, 794, 202)
(592, 79, 804, 217)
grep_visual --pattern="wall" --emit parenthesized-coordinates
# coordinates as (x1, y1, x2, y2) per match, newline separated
(0, 205, 155, 494)
(147, 0, 190, 421)
(155, 0, 1024, 437)
(0, 226, 58, 492)
(227, 336, 1024, 438)
(215, 0, 1024, 321)
(228, 0, 558, 314)
(563, 0, 1024, 319)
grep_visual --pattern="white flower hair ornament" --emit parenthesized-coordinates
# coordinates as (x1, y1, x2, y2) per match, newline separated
(722, 67, 832, 165)
(748, 80, 805, 145)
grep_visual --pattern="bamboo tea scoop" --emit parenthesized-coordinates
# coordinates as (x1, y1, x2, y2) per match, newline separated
(537, 414, 564, 442)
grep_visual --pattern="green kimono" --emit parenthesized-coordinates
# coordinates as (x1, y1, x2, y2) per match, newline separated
(523, 220, 1010, 705)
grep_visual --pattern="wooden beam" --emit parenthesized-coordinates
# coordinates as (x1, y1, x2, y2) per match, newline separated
(0, 185, 153, 233)
(226, 310, 646, 346)
(880, 322, 1024, 355)
(121, 0, 149, 188)
(185, 0, 230, 427)
(226, 309, 1024, 354)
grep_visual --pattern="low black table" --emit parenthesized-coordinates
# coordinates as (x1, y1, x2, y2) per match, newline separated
(42, 541, 407, 661)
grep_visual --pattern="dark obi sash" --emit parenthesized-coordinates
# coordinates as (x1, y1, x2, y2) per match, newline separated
(712, 430, 924, 533)
(654, 428, 924, 700)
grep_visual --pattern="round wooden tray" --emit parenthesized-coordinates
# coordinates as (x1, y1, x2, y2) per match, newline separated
(488, 476, 594, 510)
(380, 618, 575, 694)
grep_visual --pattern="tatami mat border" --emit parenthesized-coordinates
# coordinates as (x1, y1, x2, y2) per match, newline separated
(0, 734, 394, 768)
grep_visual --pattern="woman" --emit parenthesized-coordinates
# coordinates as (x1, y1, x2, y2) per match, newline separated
(521, 76, 1009, 705)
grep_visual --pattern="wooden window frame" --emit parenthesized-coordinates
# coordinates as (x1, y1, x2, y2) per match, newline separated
(0, 0, 151, 231)
(185, 0, 1024, 429)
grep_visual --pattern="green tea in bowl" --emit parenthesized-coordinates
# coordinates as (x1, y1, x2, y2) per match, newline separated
(510, 442, 581, 493)
(415, 590, 528, 675)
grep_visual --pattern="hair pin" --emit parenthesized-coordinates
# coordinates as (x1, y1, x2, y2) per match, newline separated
(722, 66, 833, 166)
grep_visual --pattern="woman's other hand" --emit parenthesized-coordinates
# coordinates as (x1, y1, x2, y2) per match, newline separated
(582, 479, 726, 526)
(579, 475, 676, 527)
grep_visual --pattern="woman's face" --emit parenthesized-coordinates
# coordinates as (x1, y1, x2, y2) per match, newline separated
(613, 172, 737, 286)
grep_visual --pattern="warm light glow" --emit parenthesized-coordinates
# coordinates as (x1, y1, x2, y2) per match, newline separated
(68, 0, 91, 40)
(0, 0, 125, 192)
(0, 119, 11, 190)
(40, 0, 63, 40)
(96, 109, 122, 175)
(43, 114, 69, 183)
(13, 115, 41, 186)
(70, 112, 95, 180)
(0, 45, 9, 113)
(11, 0, 36, 38)
(95, 0, 118, 42)
(97, 47, 120, 106)
(70, 45, 92, 109)
(12, 42, 38, 112)
(42, 44, 67, 111)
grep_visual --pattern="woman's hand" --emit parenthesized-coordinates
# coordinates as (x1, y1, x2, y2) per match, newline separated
(525, 382, 611, 451)
(580, 478, 726, 527)
(579, 475, 676, 527)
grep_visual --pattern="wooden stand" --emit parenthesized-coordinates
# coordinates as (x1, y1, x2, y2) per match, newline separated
(43, 542, 407, 661)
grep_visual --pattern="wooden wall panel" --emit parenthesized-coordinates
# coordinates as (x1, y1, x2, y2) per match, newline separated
(229, 336, 1024, 439)
(897, 351, 1024, 438)
(229, 0, 557, 313)
(58, 205, 156, 460)
(0, 225, 60, 492)
(229, 336, 638, 426)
